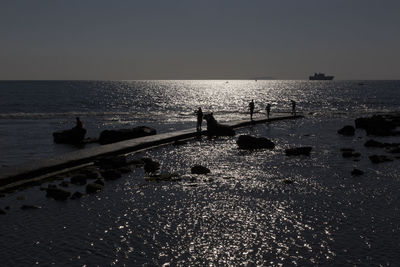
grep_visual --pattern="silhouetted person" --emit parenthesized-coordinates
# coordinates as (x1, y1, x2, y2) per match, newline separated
(291, 100, 296, 116)
(75, 117, 83, 129)
(249, 100, 255, 121)
(195, 107, 203, 131)
(266, 103, 271, 119)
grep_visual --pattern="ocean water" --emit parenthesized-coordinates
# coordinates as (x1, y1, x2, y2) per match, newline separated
(1, 80, 400, 266)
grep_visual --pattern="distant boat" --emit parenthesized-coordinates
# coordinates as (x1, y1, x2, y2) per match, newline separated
(309, 73, 334, 80)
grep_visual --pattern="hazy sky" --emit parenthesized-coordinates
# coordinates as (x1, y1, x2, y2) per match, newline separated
(1, 0, 399, 80)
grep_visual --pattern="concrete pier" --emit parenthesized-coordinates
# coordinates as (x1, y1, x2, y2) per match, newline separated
(0, 114, 303, 190)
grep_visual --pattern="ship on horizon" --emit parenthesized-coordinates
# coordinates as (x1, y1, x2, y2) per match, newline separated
(309, 73, 334, 80)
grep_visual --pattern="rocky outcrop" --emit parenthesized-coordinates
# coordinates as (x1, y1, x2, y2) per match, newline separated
(285, 147, 312, 156)
(86, 183, 104, 194)
(70, 174, 87, 185)
(191, 165, 211, 175)
(45, 187, 71, 201)
(369, 155, 393, 164)
(53, 127, 87, 144)
(355, 115, 400, 136)
(101, 169, 122, 180)
(142, 158, 160, 173)
(237, 135, 275, 150)
(204, 113, 235, 137)
(99, 126, 156, 145)
(337, 125, 355, 136)
(70, 191, 84, 199)
(351, 168, 364, 176)
(342, 151, 361, 158)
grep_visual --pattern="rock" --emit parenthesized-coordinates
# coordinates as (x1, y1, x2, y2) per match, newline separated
(340, 148, 355, 152)
(70, 174, 87, 185)
(101, 169, 122, 180)
(142, 158, 160, 173)
(203, 113, 235, 137)
(355, 115, 399, 136)
(237, 135, 275, 150)
(118, 166, 132, 173)
(285, 147, 312, 156)
(364, 139, 384, 148)
(59, 181, 70, 187)
(129, 159, 145, 166)
(5, 206, 10, 210)
(99, 126, 156, 145)
(53, 127, 87, 144)
(95, 155, 128, 169)
(46, 187, 71, 201)
(146, 173, 180, 182)
(94, 179, 105, 186)
(79, 168, 101, 179)
(0, 209, 6, 214)
(21, 205, 41, 210)
(86, 183, 104, 194)
(351, 168, 364, 176)
(369, 155, 393, 164)
(16, 195, 26, 200)
(342, 151, 361, 158)
(191, 165, 211, 175)
(389, 147, 400, 153)
(283, 179, 294, 184)
(0, 193, 5, 198)
(70, 191, 84, 199)
(337, 125, 355, 136)
(173, 140, 187, 146)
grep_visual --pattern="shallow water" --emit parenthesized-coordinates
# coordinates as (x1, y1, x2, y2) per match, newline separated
(1, 117, 400, 266)
(1, 80, 400, 166)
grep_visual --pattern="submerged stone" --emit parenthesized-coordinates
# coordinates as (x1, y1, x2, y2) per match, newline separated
(285, 147, 312, 156)
(337, 125, 355, 136)
(86, 183, 104, 194)
(237, 135, 275, 150)
(191, 165, 211, 175)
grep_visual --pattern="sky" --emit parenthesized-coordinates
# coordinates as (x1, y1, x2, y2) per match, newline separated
(0, 0, 399, 80)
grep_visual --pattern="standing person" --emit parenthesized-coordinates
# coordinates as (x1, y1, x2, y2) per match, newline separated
(291, 100, 296, 116)
(195, 107, 203, 131)
(249, 100, 255, 121)
(265, 103, 271, 119)
(75, 117, 83, 129)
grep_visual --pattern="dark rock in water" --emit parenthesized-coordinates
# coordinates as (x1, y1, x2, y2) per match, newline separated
(146, 173, 180, 182)
(285, 147, 312, 156)
(101, 169, 122, 180)
(86, 183, 104, 194)
(173, 140, 188, 146)
(0, 193, 5, 198)
(59, 181, 69, 187)
(203, 113, 235, 137)
(118, 166, 132, 173)
(340, 148, 355, 152)
(21, 204, 41, 210)
(369, 155, 393, 164)
(142, 158, 160, 173)
(0, 209, 6, 215)
(337, 125, 355, 136)
(70, 191, 84, 199)
(355, 115, 399, 136)
(53, 127, 87, 144)
(237, 135, 275, 150)
(70, 174, 87, 185)
(99, 126, 156, 145)
(95, 155, 128, 169)
(389, 147, 400, 153)
(342, 151, 361, 158)
(364, 139, 384, 148)
(129, 159, 145, 166)
(46, 187, 71, 201)
(191, 165, 211, 175)
(79, 168, 101, 179)
(5, 206, 10, 210)
(94, 179, 105, 186)
(351, 168, 364, 176)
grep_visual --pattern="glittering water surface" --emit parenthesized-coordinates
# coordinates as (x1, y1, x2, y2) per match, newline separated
(1, 80, 400, 265)
(1, 117, 400, 266)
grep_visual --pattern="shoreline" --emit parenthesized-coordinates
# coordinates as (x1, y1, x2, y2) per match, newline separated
(0, 114, 303, 193)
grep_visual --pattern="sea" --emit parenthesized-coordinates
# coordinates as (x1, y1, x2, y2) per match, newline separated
(0, 80, 400, 266)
